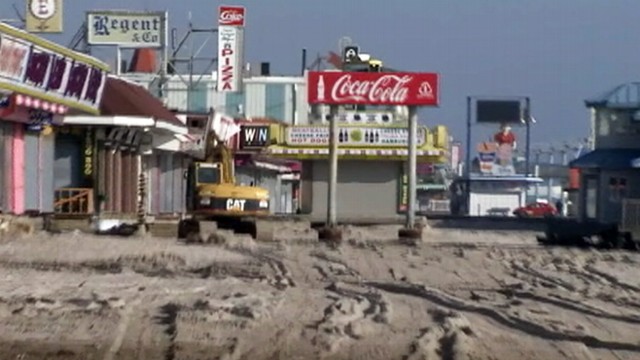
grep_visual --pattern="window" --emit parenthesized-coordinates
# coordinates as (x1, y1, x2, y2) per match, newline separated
(197, 167, 220, 184)
(585, 178, 598, 219)
(609, 176, 627, 202)
(597, 110, 610, 136)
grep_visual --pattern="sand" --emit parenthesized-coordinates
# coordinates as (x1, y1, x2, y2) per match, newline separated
(0, 227, 639, 360)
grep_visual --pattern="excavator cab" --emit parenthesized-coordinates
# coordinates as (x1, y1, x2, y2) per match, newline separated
(185, 161, 270, 217)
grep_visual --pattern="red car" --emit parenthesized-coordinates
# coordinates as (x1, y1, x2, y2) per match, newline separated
(513, 202, 558, 218)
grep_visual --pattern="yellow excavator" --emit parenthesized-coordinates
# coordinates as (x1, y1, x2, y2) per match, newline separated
(178, 115, 273, 242)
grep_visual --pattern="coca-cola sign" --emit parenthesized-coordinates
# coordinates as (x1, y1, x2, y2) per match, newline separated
(307, 71, 439, 106)
(218, 5, 246, 26)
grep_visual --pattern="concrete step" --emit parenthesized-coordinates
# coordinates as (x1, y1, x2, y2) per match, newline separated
(148, 222, 178, 238)
(49, 218, 92, 233)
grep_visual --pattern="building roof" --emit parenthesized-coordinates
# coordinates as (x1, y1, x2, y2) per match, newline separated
(569, 148, 640, 170)
(100, 76, 183, 127)
(585, 82, 640, 109)
(128, 48, 157, 73)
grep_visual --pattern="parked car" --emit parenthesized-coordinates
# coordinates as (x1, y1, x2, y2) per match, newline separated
(513, 202, 558, 218)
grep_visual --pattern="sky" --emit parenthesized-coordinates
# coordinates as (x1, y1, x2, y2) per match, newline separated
(3, 0, 640, 150)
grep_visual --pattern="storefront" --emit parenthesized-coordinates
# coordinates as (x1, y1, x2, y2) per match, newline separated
(63, 76, 189, 217)
(0, 23, 108, 214)
(264, 124, 450, 221)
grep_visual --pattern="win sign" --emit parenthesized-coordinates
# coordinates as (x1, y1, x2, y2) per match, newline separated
(240, 125, 270, 150)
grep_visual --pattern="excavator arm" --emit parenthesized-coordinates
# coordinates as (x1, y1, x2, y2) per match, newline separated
(203, 129, 235, 185)
(198, 108, 236, 185)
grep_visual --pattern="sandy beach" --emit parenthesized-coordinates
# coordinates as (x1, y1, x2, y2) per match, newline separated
(0, 227, 639, 360)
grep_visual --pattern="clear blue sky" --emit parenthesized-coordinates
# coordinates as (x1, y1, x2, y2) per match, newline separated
(3, 0, 640, 147)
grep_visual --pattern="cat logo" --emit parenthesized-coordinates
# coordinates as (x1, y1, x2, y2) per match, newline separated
(225, 199, 246, 211)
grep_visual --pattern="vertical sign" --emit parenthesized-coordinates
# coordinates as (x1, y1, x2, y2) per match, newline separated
(217, 5, 246, 92)
(25, 0, 64, 33)
(84, 129, 94, 179)
(398, 163, 408, 213)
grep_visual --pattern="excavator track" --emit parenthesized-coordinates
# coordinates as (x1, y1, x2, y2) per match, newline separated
(177, 215, 317, 243)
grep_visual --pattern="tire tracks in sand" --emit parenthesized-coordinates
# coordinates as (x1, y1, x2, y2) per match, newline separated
(104, 299, 141, 360)
(363, 280, 640, 353)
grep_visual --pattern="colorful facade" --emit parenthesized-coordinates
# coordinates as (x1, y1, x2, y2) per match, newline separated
(0, 22, 109, 214)
(261, 122, 450, 220)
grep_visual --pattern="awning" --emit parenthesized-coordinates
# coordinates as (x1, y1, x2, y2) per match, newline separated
(467, 175, 544, 183)
(234, 154, 299, 173)
(100, 76, 185, 129)
(569, 149, 640, 170)
(64, 115, 155, 127)
(263, 147, 447, 162)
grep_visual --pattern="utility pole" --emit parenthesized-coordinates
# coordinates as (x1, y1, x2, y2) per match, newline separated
(406, 107, 418, 229)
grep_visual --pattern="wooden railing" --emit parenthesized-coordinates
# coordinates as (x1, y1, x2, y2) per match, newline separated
(54, 188, 94, 215)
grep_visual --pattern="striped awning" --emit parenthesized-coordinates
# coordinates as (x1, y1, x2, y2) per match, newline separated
(266, 148, 445, 157)
(14, 94, 68, 114)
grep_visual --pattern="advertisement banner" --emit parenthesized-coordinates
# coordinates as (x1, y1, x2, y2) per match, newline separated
(476, 123, 517, 176)
(0, 26, 109, 114)
(217, 5, 245, 92)
(307, 71, 439, 106)
(285, 126, 426, 147)
(25, 0, 64, 33)
(87, 11, 165, 47)
(218, 5, 246, 26)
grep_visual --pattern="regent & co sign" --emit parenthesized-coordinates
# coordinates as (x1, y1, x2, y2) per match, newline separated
(307, 71, 440, 106)
(0, 23, 109, 114)
(87, 11, 165, 48)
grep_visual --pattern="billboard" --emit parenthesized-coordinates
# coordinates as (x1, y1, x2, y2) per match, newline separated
(25, 0, 63, 33)
(476, 100, 521, 123)
(86, 11, 165, 48)
(477, 123, 517, 176)
(307, 71, 439, 106)
(217, 5, 245, 92)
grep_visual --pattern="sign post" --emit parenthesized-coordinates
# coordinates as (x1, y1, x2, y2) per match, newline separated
(328, 106, 339, 228)
(407, 107, 418, 231)
(307, 70, 440, 242)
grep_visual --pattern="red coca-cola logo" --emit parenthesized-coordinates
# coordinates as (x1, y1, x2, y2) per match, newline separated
(330, 74, 412, 104)
(219, 6, 245, 26)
